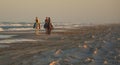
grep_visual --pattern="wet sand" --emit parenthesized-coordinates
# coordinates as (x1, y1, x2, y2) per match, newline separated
(0, 24, 120, 65)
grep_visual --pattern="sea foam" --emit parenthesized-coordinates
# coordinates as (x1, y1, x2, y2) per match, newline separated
(0, 39, 37, 43)
(0, 35, 16, 38)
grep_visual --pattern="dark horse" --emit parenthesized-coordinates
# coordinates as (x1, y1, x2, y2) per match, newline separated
(44, 17, 53, 35)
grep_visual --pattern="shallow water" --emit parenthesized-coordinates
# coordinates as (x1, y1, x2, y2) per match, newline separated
(0, 45, 10, 48)
(0, 39, 38, 43)
(0, 35, 16, 38)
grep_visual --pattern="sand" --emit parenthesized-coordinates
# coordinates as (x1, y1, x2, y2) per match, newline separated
(0, 24, 120, 65)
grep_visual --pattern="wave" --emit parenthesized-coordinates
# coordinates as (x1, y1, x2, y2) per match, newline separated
(0, 23, 33, 27)
(8, 28, 33, 31)
(54, 24, 81, 29)
(0, 39, 37, 43)
(0, 35, 16, 38)
(0, 22, 83, 31)
(0, 25, 81, 31)
(0, 27, 35, 31)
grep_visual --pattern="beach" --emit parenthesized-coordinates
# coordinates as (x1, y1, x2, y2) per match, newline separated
(0, 24, 120, 65)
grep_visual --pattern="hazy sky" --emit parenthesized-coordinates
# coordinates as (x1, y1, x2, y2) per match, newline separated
(0, 0, 120, 24)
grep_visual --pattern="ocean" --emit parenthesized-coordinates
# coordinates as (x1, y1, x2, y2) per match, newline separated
(0, 22, 35, 31)
(0, 20, 91, 44)
(0, 21, 87, 32)
(0, 21, 93, 43)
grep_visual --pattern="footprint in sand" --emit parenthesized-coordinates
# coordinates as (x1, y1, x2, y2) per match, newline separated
(49, 60, 60, 65)
(54, 49, 63, 56)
